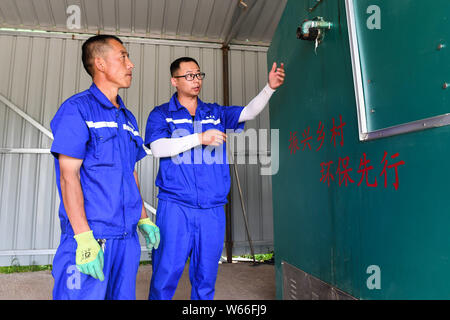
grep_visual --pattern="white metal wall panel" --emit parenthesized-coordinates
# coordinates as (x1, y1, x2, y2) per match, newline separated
(32, 0, 54, 29)
(0, 31, 273, 266)
(232, 0, 288, 45)
(229, 48, 274, 255)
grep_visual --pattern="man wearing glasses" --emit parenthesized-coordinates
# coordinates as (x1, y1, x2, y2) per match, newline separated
(144, 56, 285, 300)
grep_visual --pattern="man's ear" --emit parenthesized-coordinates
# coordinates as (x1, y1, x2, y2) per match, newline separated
(94, 56, 105, 74)
(170, 77, 178, 88)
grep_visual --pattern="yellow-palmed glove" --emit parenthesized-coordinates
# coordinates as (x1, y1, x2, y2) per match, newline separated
(74, 230, 105, 281)
(138, 218, 160, 251)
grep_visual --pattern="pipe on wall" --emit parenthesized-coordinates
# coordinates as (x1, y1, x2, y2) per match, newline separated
(223, 44, 234, 263)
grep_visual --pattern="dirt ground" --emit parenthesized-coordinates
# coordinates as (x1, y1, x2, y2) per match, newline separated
(0, 261, 275, 300)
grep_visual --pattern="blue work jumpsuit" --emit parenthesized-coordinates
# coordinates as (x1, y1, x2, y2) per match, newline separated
(50, 83, 147, 300)
(145, 93, 245, 300)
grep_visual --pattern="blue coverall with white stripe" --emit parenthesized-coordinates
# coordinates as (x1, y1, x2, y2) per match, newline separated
(50, 83, 147, 300)
(145, 92, 245, 300)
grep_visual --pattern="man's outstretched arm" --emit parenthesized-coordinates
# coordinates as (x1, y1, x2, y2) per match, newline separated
(148, 62, 284, 158)
(238, 62, 285, 122)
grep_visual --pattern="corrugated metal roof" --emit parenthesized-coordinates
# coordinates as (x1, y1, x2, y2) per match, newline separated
(0, 0, 287, 46)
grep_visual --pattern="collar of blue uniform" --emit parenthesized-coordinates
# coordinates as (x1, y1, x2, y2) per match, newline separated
(169, 92, 205, 114)
(88, 82, 127, 110)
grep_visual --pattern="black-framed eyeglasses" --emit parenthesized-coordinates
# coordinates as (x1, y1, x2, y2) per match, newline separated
(173, 72, 206, 81)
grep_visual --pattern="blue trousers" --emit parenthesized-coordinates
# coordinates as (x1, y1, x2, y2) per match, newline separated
(52, 232, 141, 300)
(149, 200, 225, 300)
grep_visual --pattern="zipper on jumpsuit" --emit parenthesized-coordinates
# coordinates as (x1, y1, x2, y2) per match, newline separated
(191, 109, 200, 208)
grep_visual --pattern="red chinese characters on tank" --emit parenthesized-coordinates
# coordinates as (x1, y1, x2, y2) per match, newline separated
(289, 115, 406, 190)
(288, 131, 300, 154)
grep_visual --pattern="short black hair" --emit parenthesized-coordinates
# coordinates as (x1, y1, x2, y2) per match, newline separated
(170, 57, 200, 76)
(82, 35, 123, 77)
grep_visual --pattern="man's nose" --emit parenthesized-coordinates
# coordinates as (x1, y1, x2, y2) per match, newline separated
(127, 57, 134, 70)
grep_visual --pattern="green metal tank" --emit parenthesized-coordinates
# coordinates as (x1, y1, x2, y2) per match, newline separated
(268, 0, 450, 299)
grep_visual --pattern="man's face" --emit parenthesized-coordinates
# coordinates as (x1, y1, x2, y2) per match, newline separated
(171, 61, 202, 97)
(99, 39, 134, 89)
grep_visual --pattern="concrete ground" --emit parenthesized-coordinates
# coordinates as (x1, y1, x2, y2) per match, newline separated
(0, 261, 275, 300)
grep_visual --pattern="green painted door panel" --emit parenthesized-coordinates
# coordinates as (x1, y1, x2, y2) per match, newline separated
(353, 0, 450, 131)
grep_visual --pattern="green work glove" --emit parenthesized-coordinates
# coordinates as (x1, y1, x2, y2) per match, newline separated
(138, 218, 160, 251)
(74, 230, 105, 281)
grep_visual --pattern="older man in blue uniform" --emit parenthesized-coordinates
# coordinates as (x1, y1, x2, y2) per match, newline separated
(50, 35, 159, 300)
(145, 57, 285, 300)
